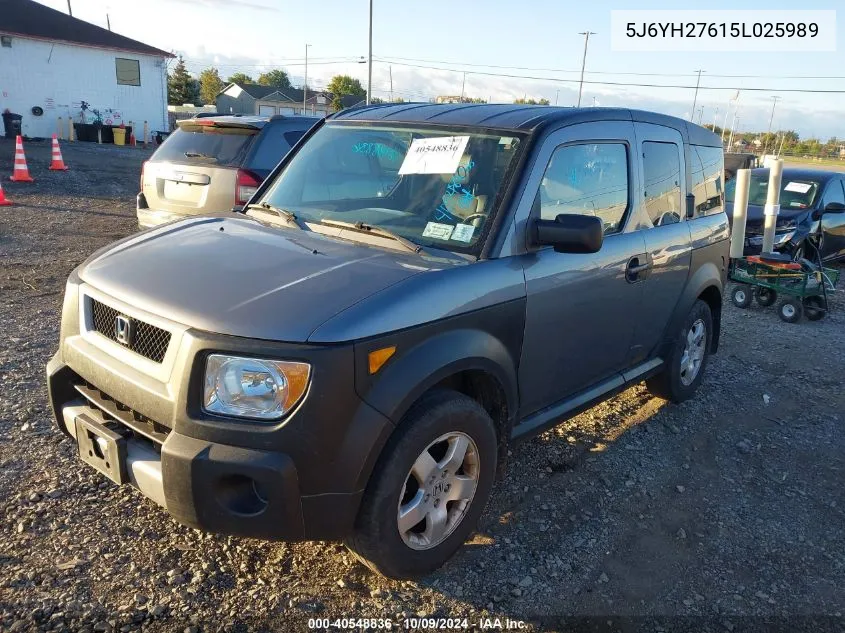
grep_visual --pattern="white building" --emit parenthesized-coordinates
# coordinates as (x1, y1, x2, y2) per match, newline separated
(0, 0, 172, 139)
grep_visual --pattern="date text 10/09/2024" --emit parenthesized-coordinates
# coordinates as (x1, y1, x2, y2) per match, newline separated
(307, 617, 527, 630)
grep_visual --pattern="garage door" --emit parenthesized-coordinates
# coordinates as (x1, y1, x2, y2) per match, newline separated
(278, 107, 296, 116)
(258, 105, 276, 116)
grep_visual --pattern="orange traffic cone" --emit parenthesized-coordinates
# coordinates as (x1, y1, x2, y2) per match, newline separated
(49, 134, 68, 170)
(0, 181, 12, 206)
(10, 136, 34, 182)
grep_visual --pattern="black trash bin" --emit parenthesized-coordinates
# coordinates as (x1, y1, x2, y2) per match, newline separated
(2, 112, 22, 139)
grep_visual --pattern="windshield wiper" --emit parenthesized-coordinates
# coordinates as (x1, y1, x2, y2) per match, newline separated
(245, 202, 308, 230)
(318, 219, 422, 254)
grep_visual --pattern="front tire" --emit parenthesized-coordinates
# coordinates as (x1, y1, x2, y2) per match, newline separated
(731, 285, 753, 308)
(778, 298, 803, 323)
(346, 390, 498, 579)
(646, 299, 712, 403)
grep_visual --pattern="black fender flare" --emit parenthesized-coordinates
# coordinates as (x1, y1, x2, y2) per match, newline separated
(663, 260, 724, 354)
(358, 328, 520, 431)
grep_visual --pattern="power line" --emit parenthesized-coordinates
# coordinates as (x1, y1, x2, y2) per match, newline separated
(373, 59, 845, 94)
(376, 54, 845, 80)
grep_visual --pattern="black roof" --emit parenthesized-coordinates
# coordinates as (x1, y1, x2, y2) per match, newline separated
(751, 167, 841, 182)
(0, 0, 172, 57)
(332, 103, 721, 146)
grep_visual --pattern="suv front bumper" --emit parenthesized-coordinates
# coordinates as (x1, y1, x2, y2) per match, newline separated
(46, 303, 395, 541)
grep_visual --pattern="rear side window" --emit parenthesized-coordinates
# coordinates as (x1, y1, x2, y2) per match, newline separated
(690, 145, 723, 217)
(246, 125, 311, 175)
(534, 142, 629, 235)
(642, 141, 682, 226)
(151, 126, 257, 167)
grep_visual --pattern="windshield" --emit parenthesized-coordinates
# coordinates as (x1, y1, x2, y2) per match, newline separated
(725, 173, 820, 209)
(258, 123, 524, 252)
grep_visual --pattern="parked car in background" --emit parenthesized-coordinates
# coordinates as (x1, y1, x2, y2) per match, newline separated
(49, 104, 728, 579)
(137, 115, 319, 228)
(723, 152, 757, 182)
(725, 167, 845, 262)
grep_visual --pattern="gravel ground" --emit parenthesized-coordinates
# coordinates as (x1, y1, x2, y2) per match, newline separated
(1, 138, 844, 633)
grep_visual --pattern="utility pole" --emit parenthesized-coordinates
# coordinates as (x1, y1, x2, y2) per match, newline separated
(592, 96, 597, 107)
(712, 106, 719, 131)
(303, 43, 310, 115)
(728, 115, 740, 150)
(389, 65, 393, 102)
(697, 106, 704, 124)
(366, 0, 373, 105)
(576, 31, 595, 108)
(460, 72, 466, 103)
(555, 89, 560, 106)
(66, 0, 72, 16)
(690, 69, 704, 121)
(721, 90, 739, 146)
(762, 95, 781, 155)
(106, 13, 111, 30)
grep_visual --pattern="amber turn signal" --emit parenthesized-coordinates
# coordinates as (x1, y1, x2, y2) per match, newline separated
(368, 346, 396, 374)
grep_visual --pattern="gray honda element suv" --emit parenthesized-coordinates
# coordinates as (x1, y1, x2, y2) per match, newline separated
(47, 104, 729, 579)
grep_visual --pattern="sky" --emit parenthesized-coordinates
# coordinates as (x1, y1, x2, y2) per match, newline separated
(39, 0, 845, 140)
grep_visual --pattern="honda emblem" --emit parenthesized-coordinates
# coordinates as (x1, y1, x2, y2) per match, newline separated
(114, 315, 135, 346)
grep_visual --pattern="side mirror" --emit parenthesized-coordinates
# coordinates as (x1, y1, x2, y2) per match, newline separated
(530, 214, 603, 254)
(812, 201, 845, 220)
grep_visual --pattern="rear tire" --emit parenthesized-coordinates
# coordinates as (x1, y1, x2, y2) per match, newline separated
(731, 285, 753, 308)
(756, 288, 777, 307)
(646, 299, 712, 404)
(777, 298, 803, 323)
(345, 390, 498, 579)
(803, 296, 826, 321)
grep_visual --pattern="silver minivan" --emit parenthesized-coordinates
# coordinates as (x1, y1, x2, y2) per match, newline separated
(137, 115, 318, 228)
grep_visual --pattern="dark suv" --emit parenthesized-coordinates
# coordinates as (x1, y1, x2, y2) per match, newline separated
(48, 104, 729, 579)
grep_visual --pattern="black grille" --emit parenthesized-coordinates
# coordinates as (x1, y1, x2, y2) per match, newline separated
(90, 299, 171, 363)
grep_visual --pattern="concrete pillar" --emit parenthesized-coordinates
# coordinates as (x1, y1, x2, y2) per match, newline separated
(761, 159, 784, 253)
(730, 168, 752, 259)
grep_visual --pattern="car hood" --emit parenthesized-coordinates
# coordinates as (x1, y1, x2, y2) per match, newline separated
(79, 215, 445, 342)
(725, 202, 810, 226)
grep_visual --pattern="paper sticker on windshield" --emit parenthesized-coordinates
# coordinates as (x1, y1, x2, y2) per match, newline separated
(398, 136, 470, 175)
(784, 181, 812, 193)
(450, 224, 475, 243)
(422, 222, 455, 240)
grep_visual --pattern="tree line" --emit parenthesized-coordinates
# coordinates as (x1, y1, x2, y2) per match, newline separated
(168, 55, 556, 111)
(705, 125, 843, 158)
(167, 56, 368, 110)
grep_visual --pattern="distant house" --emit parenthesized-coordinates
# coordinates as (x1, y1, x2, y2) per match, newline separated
(216, 82, 365, 118)
(0, 0, 173, 138)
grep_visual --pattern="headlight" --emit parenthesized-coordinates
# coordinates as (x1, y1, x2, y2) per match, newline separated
(203, 354, 310, 421)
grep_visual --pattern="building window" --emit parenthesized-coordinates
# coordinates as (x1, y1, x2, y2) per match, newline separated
(115, 58, 141, 86)
(1, 36, 12, 48)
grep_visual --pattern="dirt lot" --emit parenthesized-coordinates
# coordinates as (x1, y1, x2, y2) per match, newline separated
(1, 137, 844, 633)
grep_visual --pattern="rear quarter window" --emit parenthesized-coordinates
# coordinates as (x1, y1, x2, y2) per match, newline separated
(151, 126, 257, 167)
(690, 145, 724, 217)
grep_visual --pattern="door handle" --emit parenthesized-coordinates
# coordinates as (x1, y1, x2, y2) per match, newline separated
(626, 256, 652, 282)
